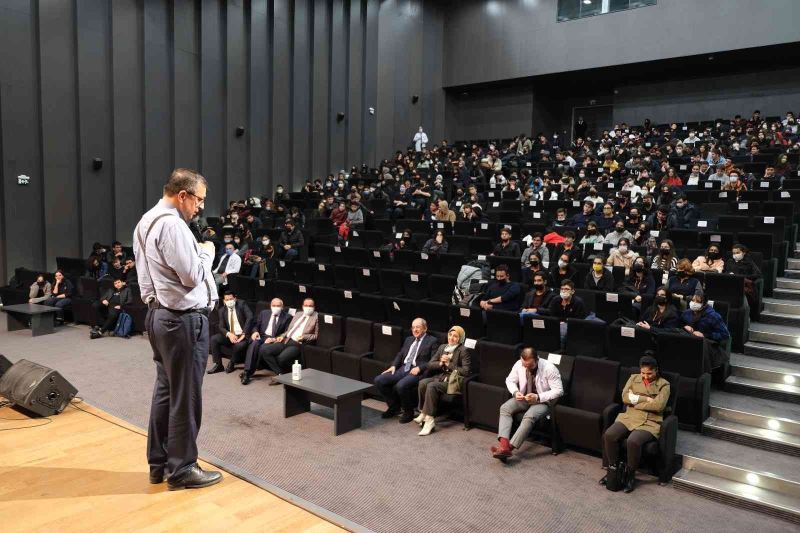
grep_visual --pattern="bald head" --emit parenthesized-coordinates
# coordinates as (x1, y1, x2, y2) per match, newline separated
(411, 318, 427, 338)
(270, 298, 283, 308)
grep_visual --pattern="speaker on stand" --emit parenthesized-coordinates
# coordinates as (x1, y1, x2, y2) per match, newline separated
(0, 357, 78, 417)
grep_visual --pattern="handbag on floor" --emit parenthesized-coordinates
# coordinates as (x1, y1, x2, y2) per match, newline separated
(605, 460, 626, 492)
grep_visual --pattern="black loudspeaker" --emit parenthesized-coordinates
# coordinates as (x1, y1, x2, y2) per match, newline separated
(235, 126, 245, 137)
(92, 157, 103, 170)
(336, 111, 345, 122)
(0, 354, 12, 380)
(0, 359, 78, 417)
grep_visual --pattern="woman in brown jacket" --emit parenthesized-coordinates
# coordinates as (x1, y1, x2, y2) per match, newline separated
(600, 354, 670, 493)
(413, 325, 471, 436)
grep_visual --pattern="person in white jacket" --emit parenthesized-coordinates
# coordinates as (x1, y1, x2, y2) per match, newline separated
(413, 126, 428, 152)
(491, 347, 564, 462)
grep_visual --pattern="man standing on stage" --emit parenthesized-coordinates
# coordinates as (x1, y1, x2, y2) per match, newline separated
(134, 168, 222, 490)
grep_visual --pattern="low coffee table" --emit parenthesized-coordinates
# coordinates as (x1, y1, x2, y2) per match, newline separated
(2, 303, 58, 337)
(274, 369, 372, 436)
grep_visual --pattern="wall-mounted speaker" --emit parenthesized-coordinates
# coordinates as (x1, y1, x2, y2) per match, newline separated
(92, 158, 103, 170)
(411, 95, 419, 104)
(336, 112, 345, 122)
(235, 126, 245, 137)
(0, 359, 78, 417)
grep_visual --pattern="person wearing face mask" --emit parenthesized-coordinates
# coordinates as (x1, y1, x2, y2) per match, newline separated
(520, 272, 555, 319)
(213, 242, 242, 287)
(258, 298, 319, 386)
(208, 291, 254, 374)
(521, 233, 550, 268)
(240, 298, 291, 384)
(668, 194, 698, 229)
(595, 203, 619, 234)
(620, 259, 656, 306)
(692, 245, 724, 273)
(579, 221, 605, 245)
(680, 289, 730, 370)
(637, 286, 680, 330)
(650, 239, 677, 272)
(584, 255, 615, 291)
(346, 201, 364, 229)
(601, 354, 670, 493)
(278, 219, 304, 261)
(667, 259, 699, 302)
(647, 205, 674, 233)
(478, 265, 523, 312)
(571, 201, 597, 228)
(28, 274, 52, 304)
(606, 238, 638, 274)
(604, 220, 633, 246)
(544, 280, 590, 345)
(422, 230, 449, 255)
(492, 228, 521, 258)
(721, 170, 747, 197)
(550, 253, 579, 288)
(273, 184, 288, 203)
(725, 243, 761, 309)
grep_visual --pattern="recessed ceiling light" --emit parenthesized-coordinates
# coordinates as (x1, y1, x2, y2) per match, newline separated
(746, 473, 760, 485)
(767, 419, 781, 430)
(583, 0, 592, 4)
(785, 375, 797, 385)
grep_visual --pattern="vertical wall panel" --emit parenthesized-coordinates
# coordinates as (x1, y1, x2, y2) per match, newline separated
(361, 0, 379, 167)
(421, 0, 444, 144)
(143, 0, 173, 205)
(111, 0, 144, 244)
(402, 1, 423, 149)
(291, 0, 312, 186)
(375, 0, 396, 162)
(271, 0, 292, 186)
(200, 0, 225, 215)
(0, 2, 45, 277)
(39, 0, 81, 263)
(311, 0, 331, 179)
(249, 0, 271, 196)
(328, 0, 347, 173)
(346, 0, 364, 168)
(76, 0, 114, 250)
(173, 0, 201, 171)
(226, 0, 248, 201)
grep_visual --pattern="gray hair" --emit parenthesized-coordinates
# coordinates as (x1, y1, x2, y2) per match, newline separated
(163, 168, 207, 196)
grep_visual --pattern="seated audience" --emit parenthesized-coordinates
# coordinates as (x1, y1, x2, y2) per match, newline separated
(579, 221, 604, 245)
(604, 220, 633, 246)
(667, 259, 699, 302)
(278, 218, 304, 261)
(208, 291, 253, 375)
(90, 278, 132, 339)
(28, 274, 52, 304)
(241, 298, 291, 385)
(521, 233, 549, 268)
(422, 230, 449, 255)
(554, 231, 579, 263)
(492, 227, 521, 257)
(620, 258, 656, 305)
(213, 241, 242, 287)
(550, 253, 579, 287)
(692, 244, 724, 273)
(725, 243, 762, 308)
(374, 318, 438, 423)
(42, 270, 73, 322)
(681, 290, 730, 370)
(477, 265, 523, 312)
(585, 255, 615, 291)
(414, 326, 471, 436)
(601, 355, 670, 493)
(546, 280, 589, 320)
(606, 238, 638, 274)
(258, 298, 319, 386)
(637, 286, 680, 330)
(651, 239, 678, 271)
(520, 272, 555, 318)
(491, 347, 563, 463)
(346, 201, 364, 228)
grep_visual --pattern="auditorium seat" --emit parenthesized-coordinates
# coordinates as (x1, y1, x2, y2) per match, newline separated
(564, 318, 606, 358)
(302, 312, 345, 372)
(606, 324, 657, 368)
(355, 293, 386, 323)
(354, 266, 380, 294)
(402, 272, 429, 300)
(485, 309, 522, 345)
(312, 262, 335, 287)
(416, 301, 450, 333)
(554, 357, 620, 454)
(521, 315, 561, 353)
(330, 318, 374, 380)
(450, 305, 486, 340)
(333, 265, 356, 290)
(379, 269, 404, 297)
(655, 331, 711, 431)
(360, 323, 405, 392)
(465, 341, 519, 430)
(384, 297, 415, 327)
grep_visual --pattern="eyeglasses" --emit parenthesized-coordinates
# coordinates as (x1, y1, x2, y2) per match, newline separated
(186, 192, 206, 206)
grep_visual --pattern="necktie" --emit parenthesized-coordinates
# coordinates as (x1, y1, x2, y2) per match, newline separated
(525, 369, 534, 395)
(229, 309, 235, 333)
(267, 314, 277, 337)
(217, 254, 230, 273)
(404, 338, 420, 372)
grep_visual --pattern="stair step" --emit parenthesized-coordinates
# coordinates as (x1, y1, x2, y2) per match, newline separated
(726, 375, 800, 404)
(778, 278, 800, 290)
(748, 323, 800, 348)
(784, 269, 800, 280)
(673, 460, 800, 525)
(731, 353, 800, 377)
(788, 258, 800, 270)
(760, 311, 800, 327)
(704, 407, 800, 456)
(774, 288, 800, 301)
(763, 298, 800, 316)
(744, 341, 800, 364)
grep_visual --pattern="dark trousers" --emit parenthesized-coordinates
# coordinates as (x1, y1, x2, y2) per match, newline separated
(146, 308, 209, 477)
(43, 296, 71, 319)
(417, 377, 455, 416)
(602, 421, 655, 471)
(92, 301, 120, 331)
(243, 337, 275, 373)
(374, 368, 420, 412)
(259, 340, 301, 374)
(209, 333, 250, 366)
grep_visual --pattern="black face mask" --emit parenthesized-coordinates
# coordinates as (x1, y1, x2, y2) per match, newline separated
(534, 283, 544, 291)
(660, 249, 670, 256)
(531, 260, 540, 266)
(655, 295, 667, 305)
(632, 264, 644, 273)
(616, 227, 625, 233)
(678, 271, 688, 278)
(708, 252, 719, 260)
(588, 229, 596, 235)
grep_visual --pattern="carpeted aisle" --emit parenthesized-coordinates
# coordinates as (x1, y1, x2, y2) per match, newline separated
(0, 325, 794, 533)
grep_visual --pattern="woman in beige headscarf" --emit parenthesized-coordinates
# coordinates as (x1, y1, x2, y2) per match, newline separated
(413, 325, 471, 436)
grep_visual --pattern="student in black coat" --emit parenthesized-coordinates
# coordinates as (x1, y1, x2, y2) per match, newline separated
(492, 227, 522, 258)
(519, 272, 556, 319)
(584, 255, 615, 292)
(477, 265, 523, 311)
(42, 270, 74, 322)
(240, 298, 292, 384)
(208, 291, 255, 374)
(546, 280, 589, 320)
(636, 286, 680, 331)
(90, 278, 133, 338)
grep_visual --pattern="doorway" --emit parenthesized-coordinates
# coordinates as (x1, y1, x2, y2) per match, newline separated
(572, 104, 614, 141)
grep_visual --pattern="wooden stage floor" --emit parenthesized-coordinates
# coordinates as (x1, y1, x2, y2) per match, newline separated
(0, 401, 343, 532)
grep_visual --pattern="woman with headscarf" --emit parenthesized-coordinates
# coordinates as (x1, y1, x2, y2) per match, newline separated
(680, 289, 730, 371)
(413, 326, 471, 436)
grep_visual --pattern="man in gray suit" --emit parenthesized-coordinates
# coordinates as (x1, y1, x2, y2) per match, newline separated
(259, 298, 319, 385)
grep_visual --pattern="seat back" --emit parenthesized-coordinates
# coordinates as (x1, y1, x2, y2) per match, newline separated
(371, 323, 405, 363)
(564, 318, 606, 358)
(477, 341, 519, 387)
(567, 357, 619, 412)
(485, 309, 522, 345)
(607, 325, 657, 368)
(316, 313, 345, 348)
(655, 332, 706, 378)
(521, 315, 562, 353)
(450, 305, 486, 339)
(342, 317, 374, 354)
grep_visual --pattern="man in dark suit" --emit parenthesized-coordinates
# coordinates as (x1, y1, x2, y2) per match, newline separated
(240, 298, 291, 385)
(208, 291, 254, 374)
(374, 317, 439, 423)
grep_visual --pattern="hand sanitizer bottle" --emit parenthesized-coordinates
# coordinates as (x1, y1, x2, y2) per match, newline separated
(292, 360, 301, 380)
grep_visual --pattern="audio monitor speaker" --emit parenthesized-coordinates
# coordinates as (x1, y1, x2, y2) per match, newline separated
(0, 354, 12, 379)
(0, 359, 78, 417)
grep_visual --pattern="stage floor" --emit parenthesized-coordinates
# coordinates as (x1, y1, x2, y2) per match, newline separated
(0, 401, 342, 533)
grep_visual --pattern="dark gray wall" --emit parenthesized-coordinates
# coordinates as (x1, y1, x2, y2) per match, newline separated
(613, 67, 800, 126)
(445, 86, 533, 141)
(0, 0, 444, 280)
(443, 0, 800, 88)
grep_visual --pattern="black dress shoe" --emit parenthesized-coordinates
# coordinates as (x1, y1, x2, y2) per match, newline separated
(598, 475, 607, 486)
(224, 360, 236, 373)
(398, 411, 415, 424)
(381, 408, 400, 419)
(623, 468, 636, 493)
(207, 363, 224, 375)
(167, 464, 223, 491)
(90, 330, 102, 340)
(149, 467, 166, 484)
(241, 372, 253, 385)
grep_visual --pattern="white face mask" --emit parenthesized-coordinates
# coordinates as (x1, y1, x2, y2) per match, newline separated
(302, 306, 315, 316)
(224, 300, 235, 309)
(732, 253, 744, 261)
(618, 245, 628, 253)
(262, 239, 269, 245)
(689, 301, 703, 312)
(560, 290, 571, 300)
(558, 260, 568, 269)
(271, 306, 282, 315)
